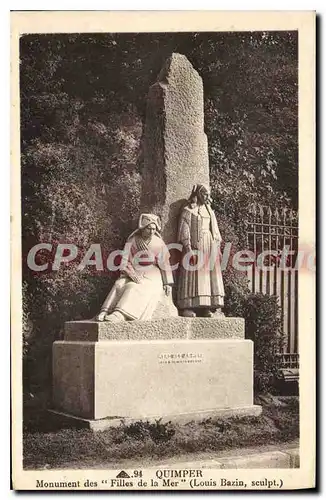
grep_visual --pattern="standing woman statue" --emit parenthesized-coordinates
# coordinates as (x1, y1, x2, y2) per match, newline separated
(96, 214, 173, 322)
(177, 184, 225, 318)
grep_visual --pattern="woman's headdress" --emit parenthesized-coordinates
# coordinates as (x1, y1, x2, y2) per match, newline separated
(189, 184, 212, 204)
(127, 213, 162, 240)
(138, 213, 161, 232)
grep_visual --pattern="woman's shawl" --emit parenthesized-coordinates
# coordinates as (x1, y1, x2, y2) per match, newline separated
(121, 234, 173, 285)
(178, 204, 222, 250)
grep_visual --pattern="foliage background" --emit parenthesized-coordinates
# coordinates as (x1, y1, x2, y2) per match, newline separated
(20, 32, 298, 401)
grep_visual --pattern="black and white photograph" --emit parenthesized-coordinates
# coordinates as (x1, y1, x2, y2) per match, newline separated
(11, 10, 315, 491)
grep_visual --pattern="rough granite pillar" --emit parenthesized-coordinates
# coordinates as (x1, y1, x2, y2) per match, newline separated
(141, 53, 210, 245)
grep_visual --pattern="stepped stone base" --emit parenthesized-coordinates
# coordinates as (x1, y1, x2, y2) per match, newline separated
(64, 317, 245, 341)
(53, 317, 259, 423)
(49, 405, 262, 432)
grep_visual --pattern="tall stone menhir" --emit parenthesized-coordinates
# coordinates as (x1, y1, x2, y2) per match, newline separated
(141, 53, 210, 244)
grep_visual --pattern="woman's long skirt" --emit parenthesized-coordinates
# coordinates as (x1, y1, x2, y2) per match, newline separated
(101, 265, 164, 320)
(177, 231, 224, 309)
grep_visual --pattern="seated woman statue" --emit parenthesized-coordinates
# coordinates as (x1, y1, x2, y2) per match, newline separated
(96, 213, 174, 322)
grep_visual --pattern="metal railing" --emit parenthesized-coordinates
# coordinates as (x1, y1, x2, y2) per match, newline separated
(246, 204, 299, 355)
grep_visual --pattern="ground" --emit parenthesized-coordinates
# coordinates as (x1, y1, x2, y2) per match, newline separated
(23, 395, 299, 470)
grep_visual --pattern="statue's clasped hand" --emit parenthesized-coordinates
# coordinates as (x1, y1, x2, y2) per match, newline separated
(122, 269, 143, 284)
(185, 246, 198, 266)
(96, 311, 107, 322)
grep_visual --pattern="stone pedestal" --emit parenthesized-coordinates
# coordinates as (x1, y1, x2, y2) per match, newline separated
(52, 318, 261, 428)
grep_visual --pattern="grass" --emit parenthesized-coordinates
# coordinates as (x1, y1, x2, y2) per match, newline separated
(23, 395, 299, 470)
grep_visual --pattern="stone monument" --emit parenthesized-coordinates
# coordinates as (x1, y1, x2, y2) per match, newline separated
(52, 53, 261, 429)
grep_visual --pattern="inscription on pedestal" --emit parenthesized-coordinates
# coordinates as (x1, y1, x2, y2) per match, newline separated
(158, 352, 204, 364)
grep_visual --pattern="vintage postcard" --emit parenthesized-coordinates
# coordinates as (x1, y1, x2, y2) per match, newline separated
(11, 10, 315, 491)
